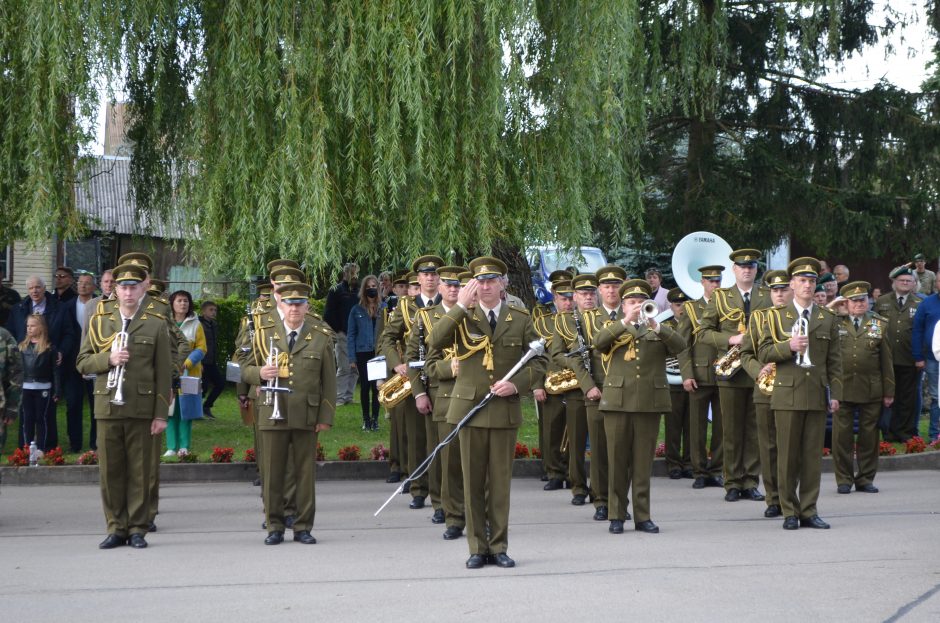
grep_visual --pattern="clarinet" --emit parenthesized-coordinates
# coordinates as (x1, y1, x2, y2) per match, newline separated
(241, 303, 256, 353)
(417, 316, 428, 386)
(572, 309, 592, 376)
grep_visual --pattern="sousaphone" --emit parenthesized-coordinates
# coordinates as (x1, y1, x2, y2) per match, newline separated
(671, 231, 735, 300)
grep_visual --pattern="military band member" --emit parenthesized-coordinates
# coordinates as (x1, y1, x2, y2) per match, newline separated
(379, 255, 444, 509)
(739, 269, 791, 518)
(536, 278, 574, 491)
(428, 257, 546, 569)
(377, 271, 409, 483)
(663, 288, 692, 479)
(595, 279, 686, 534)
(876, 266, 921, 442)
(77, 262, 172, 549)
(677, 265, 725, 489)
(241, 281, 335, 545)
(420, 266, 471, 539)
(833, 281, 894, 494)
(699, 250, 771, 502)
(757, 257, 842, 530)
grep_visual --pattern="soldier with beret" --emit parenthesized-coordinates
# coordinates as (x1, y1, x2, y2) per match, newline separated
(428, 256, 546, 568)
(663, 288, 692, 479)
(77, 262, 173, 549)
(536, 277, 574, 491)
(241, 280, 335, 545)
(739, 269, 791, 518)
(677, 265, 725, 490)
(817, 272, 837, 304)
(912, 253, 936, 296)
(876, 265, 921, 442)
(594, 279, 685, 534)
(833, 281, 893, 494)
(698, 250, 771, 502)
(757, 257, 842, 530)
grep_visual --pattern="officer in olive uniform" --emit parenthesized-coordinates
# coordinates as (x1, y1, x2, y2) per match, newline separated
(379, 271, 410, 483)
(241, 280, 336, 545)
(418, 266, 470, 540)
(663, 287, 692, 479)
(236, 279, 272, 485)
(428, 257, 546, 569)
(833, 281, 894, 494)
(594, 279, 686, 534)
(758, 257, 842, 530)
(537, 277, 574, 491)
(379, 255, 444, 509)
(676, 265, 725, 489)
(699, 250, 772, 502)
(77, 262, 173, 549)
(875, 266, 921, 442)
(739, 269, 791, 518)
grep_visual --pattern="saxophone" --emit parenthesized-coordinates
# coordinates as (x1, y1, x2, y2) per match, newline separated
(757, 363, 776, 395)
(378, 374, 412, 408)
(545, 368, 579, 394)
(713, 344, 743, 380)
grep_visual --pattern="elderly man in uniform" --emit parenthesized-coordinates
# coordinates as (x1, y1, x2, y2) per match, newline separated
(758, 257, 842, 530)
(677, 265, 726, 490)
(739, 269, 791, 518)
(242, 279, 335, 545)
(594, 279, 685, 534)
(833, 281, 893, 494)
(428, 257, 545, 569)
(699, 251, 771, 502)
(876, 266, 921, 442)
(77, 262, 172, 549)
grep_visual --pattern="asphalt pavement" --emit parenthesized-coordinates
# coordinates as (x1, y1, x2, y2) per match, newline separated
(1, 471, 938, 622)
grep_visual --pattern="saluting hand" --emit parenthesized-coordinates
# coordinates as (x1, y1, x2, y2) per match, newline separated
(457, 279, 479, 309)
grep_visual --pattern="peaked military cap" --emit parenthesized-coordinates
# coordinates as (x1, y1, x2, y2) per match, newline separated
(270, 267, 306, 286)
(552, 279, 574, 297)
(276, 282, 312, 303)
(840, 280, 871, 300)
(619, 278, 651, 300)
(788, 256, 821, 278)
(117, 252, 154, 272)
(730, 249, 761, 265)
(469, 256, 507, 280)
(412, 255, 445, 273)
(572, 274, 598, 290)
(113, 262, 148, 285)
(764, 269, 789, 289)
(699, 265, 725, 281)
(266, 259, 300, 273)
(548, 269, 574, 284)
(596, 265, 627, 284)
(437, 265, 466, 285)
(667, 287, 688, 304)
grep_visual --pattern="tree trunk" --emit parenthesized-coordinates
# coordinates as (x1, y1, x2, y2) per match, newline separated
(492, 239, 537, 309)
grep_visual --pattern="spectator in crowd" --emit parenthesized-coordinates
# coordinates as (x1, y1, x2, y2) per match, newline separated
(199, 301, 224, 420)
(53, 266, 77, 303)
(83, 269, 114, 331)
(818, 272, 838, 303)
(164, 290, 206, 457)
(500, 275, 527, 308)
(378, 271, 394, 301)
(912, 272, 940, 442)
(347, 275, 381, 431)
(869, 287, 882, 311)
(6, 275, 76, 448)
(323, 262, 360, 405)
(62, 272, 96, 451)
(645, 267, 670, 313)
(819, 260, 831, 274)
(0, 281, 22, 327)
(913, 253, 936, 296)
(18, 315, 59, 451)
(833, 264, 850, 289)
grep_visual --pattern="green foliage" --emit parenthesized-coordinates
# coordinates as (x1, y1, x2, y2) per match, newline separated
(196, 295, 247, 363)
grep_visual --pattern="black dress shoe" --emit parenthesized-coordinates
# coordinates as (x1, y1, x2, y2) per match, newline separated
(609, 520, 624, 534)
(668, 469, 682, 480)
(466, 554, 485, 569)
(741, 487, 765, 501)
(799, 515, 830, 529)
(264, 531, 284, 545)
(431, 509, 445, 524)
(543, 478, 564, 491)
(724, 488, 741, 502)
(284, 515, 295, 529)
(692, 477, 706, 489)
(856, 483, 879, 493)
(593, 506, 608, 521)
(635, 520, 659, 533)
(409, 496, 426, 509)
(783, 516, 799, 530)
(764, 504, 782, 518)
(443, 526, 463, 540)
(98, 534, 126, 549)
(837, 484, 852, 494)
(129, 533, 147, 549)
(704, 476, 724, 488)
(386, 472, 401, 483)
(293, 530, 317, 544)
(681, 468, 694, 479)
(148, 522, 157, 532)
(571, 494, 587, 506)
(493, 553, 515, 568)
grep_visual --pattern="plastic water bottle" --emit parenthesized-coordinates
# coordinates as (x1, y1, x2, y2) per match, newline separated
(29, 441, 39, 467)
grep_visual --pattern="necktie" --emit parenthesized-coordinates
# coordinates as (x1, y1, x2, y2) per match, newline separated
(802, 309, 810, 323)
(488, 310, 497, 332)
(288, 330, 297, 351)
(743, 292, 751, 325)
(634, 322, 640, 330)
(898, 296, 905, 309)
(121, 317, 131, 333)
(609, 310, 617, 321)
(854, 318, 860, 331)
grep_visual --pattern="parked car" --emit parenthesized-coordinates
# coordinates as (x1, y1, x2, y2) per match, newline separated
(527, 246, 608, 305)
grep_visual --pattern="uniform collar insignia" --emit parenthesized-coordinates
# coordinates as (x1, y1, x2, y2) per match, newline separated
(505, 312, 511, 322)
(785, 311, 793, 319)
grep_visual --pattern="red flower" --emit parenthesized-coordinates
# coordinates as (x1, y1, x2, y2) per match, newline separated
(654, 442, 666, 458)
(822, 447, 831, 456)
(904, 436, 927, 454)
(316, 442, 325, 462)
(42, 447, 65, 466)
(211, 447, 234, 463)
(77, 450, 99, 465)
(243, 447, 256, 463)
(878, 441, 897, 456)
(6, 445, 30, 466)
(530, 447, 542, 459)
(370, 444, 389, 461)
(514, 442, 530, 459)
(338, 445, 361, 461)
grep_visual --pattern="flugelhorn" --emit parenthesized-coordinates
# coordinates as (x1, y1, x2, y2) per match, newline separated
(107, 330, 129, 405)
(641, 300, 658, 321)
(261, 336, 291, 420)
(792, 317, 813, 368)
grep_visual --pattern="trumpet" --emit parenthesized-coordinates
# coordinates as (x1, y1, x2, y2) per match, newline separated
(261, 336, 291, 420)
(792, 317, 813, 368)
(106, 331, 129, 405)
(641, 300, 658, 322)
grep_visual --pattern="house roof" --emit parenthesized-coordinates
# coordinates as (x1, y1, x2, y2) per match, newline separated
(74, 156, 186, 239)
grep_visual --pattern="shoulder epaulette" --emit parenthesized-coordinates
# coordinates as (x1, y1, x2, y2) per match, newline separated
(871, 313, 888, 323)
(507, 303, 530, 316)
(819, 305, 836, 316)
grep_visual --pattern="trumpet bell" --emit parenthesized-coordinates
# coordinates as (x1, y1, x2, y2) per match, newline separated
(671, 231, 735, 300)
(641, 300, 658, 319)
